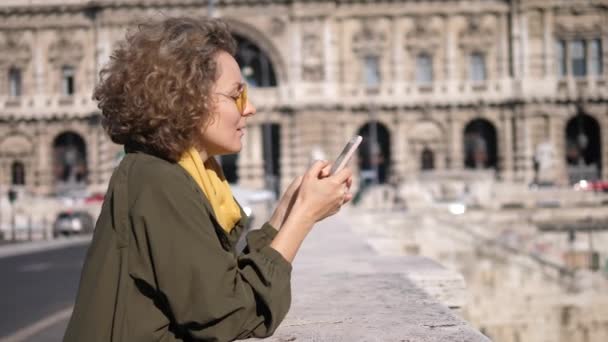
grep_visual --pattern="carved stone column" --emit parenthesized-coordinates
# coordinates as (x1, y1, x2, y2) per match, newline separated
(551, 112, 565, 185)
(239, 123, 264, 189)
(279, 116, 294, 194)
(393, 114, 409, 181)
(450, 111, 463, 170)
(37, 124, 53, 195)
(514, 108, 534, 183)
(501, 109, 514, 182)
(543, 9, 553, 78)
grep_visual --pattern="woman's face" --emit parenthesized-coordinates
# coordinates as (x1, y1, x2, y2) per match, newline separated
(198, 51, 256, 157)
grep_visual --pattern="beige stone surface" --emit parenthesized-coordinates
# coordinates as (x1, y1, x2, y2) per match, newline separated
(243, 211, 488, 342)
(0, 0, 606, 197)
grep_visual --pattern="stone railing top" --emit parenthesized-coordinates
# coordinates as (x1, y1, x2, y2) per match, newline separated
(243, 212, 489, 341)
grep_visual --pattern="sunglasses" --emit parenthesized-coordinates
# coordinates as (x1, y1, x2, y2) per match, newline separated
(217, 83, 248, 114)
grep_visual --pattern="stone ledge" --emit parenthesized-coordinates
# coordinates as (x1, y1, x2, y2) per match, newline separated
(243, 214, 488, 341)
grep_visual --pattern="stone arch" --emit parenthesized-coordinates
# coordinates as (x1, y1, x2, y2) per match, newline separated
(409, 120, 445, 171)
(224, 18, 287, 86)
(409, 120, 444, 141)
(0, 133, 33, 156)
(421, 148, 435, 170)
(52, 131, 88, 186)
(234, 34, 277, 87)
(564, 112, 602, 183)
(11, 160, 25, 185)
(356, 120, 392, 184)
(220, 153, 239, 184)
(463, 118, 498, 169)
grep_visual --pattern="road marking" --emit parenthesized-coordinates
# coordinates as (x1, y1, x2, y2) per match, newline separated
(0, 307, 73, 342)
(18, 262, 53, 272)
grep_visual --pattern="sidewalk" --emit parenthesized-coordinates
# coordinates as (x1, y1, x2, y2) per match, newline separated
(244, 210, 489, 341)
(0, 235, 91, 259)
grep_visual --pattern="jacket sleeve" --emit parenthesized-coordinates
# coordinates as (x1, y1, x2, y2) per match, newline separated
(129, 175, 291, 341)
(245, 222, 279, 252)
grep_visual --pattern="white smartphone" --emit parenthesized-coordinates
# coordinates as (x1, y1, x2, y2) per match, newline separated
(330, 135, 363, 175)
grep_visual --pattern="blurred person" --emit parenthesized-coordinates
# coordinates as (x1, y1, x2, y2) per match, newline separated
(64, 17, 352, 342)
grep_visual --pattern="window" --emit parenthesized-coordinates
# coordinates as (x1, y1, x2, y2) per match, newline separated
(590, 39, 603, 75)
(421, 148, 435, 170)
(416, 53, 433, 85)
(11, 161, 25, 186)
(555, 40, 567, 78)
(62, 65, 75, 95)
(9, 67, 22, 97)
(470, 52, 486, 82)
(363, 55, 380, 89)
(570, 40, 586, 77)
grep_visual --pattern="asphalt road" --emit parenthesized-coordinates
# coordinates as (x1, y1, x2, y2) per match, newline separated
(0, 244, 88, 341)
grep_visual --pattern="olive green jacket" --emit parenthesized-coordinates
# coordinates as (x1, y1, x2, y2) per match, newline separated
(64, 151, 292, 342)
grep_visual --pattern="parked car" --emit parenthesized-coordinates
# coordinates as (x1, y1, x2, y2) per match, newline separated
(85, 192, 106, 204)
(574, 179, 608, 192)
(53, 211, 95, 237)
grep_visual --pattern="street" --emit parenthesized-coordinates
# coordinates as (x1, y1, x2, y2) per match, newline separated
(0, 243, 88, 341)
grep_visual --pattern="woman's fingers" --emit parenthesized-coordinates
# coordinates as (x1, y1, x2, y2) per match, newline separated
(332, 168, 352, 184)
(346, 176, 353, 189)
(320, 164, 333, 178)
(343, 191, 353, 204)
(306, 160, 330, 179)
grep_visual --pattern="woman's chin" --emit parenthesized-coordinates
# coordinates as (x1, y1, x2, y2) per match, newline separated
(223, 143, 242, 155)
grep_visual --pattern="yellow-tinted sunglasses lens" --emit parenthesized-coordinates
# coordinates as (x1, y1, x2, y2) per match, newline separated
(235, 85, 247, 114)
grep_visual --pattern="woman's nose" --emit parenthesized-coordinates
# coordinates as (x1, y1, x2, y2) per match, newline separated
(243, 100, 256, 117)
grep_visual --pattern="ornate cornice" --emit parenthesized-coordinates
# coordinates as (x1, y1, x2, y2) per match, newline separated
(352, 18, 388, 55)
(48, 32, 84, 65)
(0, 31, 31, 66)
(404, 16, 442, 53)
(458, 15, 496, 52)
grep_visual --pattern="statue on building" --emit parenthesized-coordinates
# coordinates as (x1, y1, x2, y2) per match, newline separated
(534, 141, 555, 184)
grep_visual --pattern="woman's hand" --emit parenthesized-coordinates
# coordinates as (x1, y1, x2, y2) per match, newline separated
(269, 161, 353, 263)
(268, 175, 303, 229)
(291, 160, 353, 225)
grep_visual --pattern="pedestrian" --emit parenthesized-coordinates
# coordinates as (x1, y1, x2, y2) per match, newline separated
(64, 17, 352, 342)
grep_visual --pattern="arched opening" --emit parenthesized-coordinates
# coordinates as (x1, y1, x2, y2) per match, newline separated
(357, 121, 391, 184)
(53, 132, 87, 185)
(464, 119, 498, 169)
(234, 35, 277, 87)
(11, 161, 25, 185)
(262, 123, 281, 196)
(565, 112, 601, 183)
(221, 154, 239, 184)
(421, 148, 435, 170)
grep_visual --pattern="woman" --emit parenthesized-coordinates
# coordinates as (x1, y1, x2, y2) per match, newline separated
(64, 17, 352, 342)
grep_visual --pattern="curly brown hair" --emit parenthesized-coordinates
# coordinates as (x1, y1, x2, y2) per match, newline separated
(94, 17, 237, 162)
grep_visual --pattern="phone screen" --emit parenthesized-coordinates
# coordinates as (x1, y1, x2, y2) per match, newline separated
(330, 136, 363, 175)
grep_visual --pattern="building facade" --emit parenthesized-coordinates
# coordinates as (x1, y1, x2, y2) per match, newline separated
(0, 0, 606, 197)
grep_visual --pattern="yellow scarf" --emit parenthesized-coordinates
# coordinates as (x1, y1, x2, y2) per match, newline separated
(178, 148, 242, 233)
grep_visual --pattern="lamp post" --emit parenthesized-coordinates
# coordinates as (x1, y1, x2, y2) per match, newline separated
(207, 0, 215, 17)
